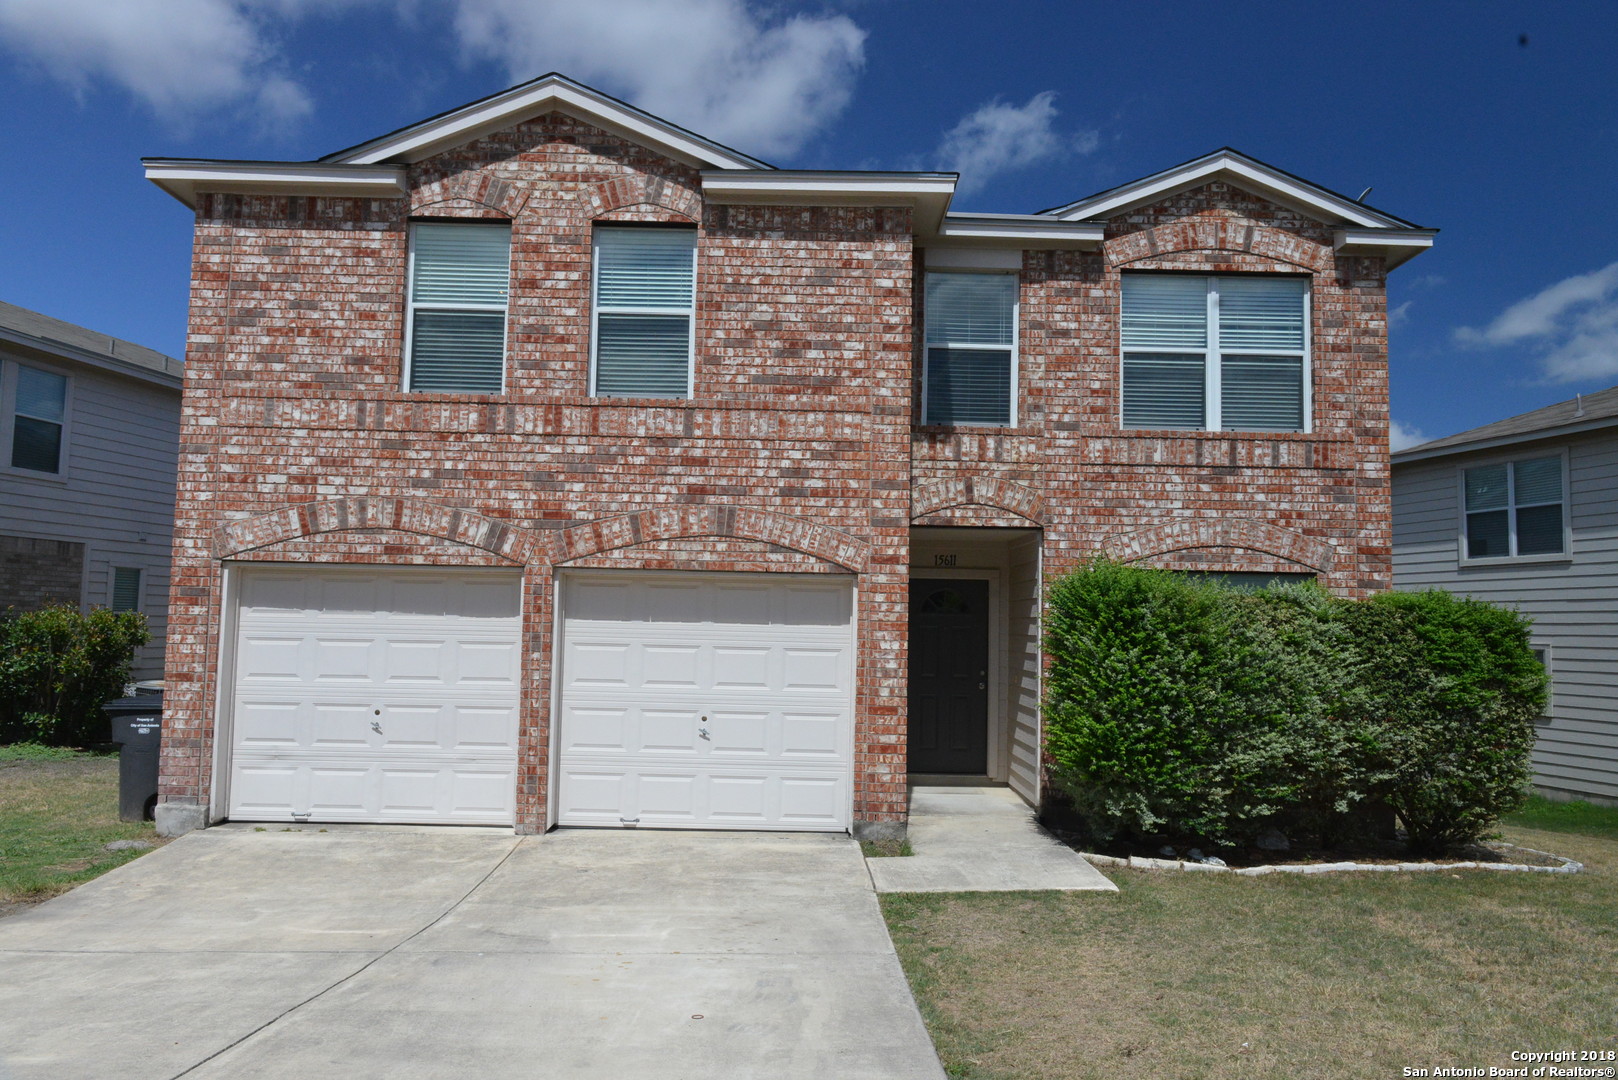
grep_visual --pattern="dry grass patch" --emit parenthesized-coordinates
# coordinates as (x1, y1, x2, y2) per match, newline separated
(0, 746, 165, 910)
(883, 822, 1618, 1080)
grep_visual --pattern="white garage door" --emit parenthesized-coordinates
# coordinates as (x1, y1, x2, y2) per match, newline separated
(227, 567, 523, 825)
(556, 572, 855, 831)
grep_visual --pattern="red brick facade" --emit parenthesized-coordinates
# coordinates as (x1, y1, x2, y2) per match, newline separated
(159, 109, 1395, 834)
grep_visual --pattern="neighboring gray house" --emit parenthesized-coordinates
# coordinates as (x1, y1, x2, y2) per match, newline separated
(0, 301, 182, 679)
(1393, 386, 1618, 806)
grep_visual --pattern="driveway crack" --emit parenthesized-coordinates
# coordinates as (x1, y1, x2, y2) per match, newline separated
(166, 836, 525, 1080)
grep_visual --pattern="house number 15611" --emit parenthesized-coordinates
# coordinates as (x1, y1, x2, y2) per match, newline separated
(934, 554, 957, 567)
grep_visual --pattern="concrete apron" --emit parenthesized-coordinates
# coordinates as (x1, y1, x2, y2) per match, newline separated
(0, 826, 944, 1080)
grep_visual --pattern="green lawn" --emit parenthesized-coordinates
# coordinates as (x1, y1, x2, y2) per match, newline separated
(883, 804, 1618, 1080)
(0, 744, 165, 913)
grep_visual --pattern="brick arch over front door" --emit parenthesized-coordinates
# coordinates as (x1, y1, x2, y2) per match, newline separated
(547, 505, 872, 573)
(911, 477, 1044, 525)
(1100, 517, 1336, 573)
(214, 496, 535, 562)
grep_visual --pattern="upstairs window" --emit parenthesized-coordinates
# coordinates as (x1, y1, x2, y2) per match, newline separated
(924, 272, 1017, 426)
(406, 222, 511, 393)
(1121, 275, 1309, 432)
(1464, 455, 1566, 559)
(7, 362, 69, 473)
(592, 227, 696, 398)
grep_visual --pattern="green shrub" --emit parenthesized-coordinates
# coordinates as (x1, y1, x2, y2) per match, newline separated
(1042, 563, 1543, 854)
(0, 605, 149, 747)
(1359, 590, 1543, 854)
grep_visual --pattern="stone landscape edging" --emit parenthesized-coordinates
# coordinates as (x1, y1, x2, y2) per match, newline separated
(1080, 843, 1583, 876)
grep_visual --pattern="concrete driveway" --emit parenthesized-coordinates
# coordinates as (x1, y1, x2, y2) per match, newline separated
(0, 826, 944, 1080)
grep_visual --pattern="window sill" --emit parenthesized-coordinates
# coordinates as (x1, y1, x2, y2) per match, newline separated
(1459, 552, 1573, 569)
(913, 424, 1021, 435)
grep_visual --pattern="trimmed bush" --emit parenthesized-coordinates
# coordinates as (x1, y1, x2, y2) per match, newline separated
(1043, 562, 1544, 854)
(0, 605, 149, 747)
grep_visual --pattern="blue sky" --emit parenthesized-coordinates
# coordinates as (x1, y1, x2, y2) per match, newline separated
(3, 0, 1616, 447)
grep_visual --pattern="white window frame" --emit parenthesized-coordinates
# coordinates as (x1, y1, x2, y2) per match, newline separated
(402, 221, 511, 395)
(589, 227, 698, 399)
(1456, 449, 1572, 565)
(0, 357, 73, 479)
(921, 270, 1019, 428)
(1119, 274, 1313, 433)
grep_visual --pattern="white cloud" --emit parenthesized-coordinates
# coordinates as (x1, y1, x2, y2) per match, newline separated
(1455, 262, 1618, 383)
(0, 0, 317, 125)
(449, 0, 865, 159)
(1389, 420, 1427, 452)
(1389, 300, 1413, 329)
(934, 91, 1097, 196)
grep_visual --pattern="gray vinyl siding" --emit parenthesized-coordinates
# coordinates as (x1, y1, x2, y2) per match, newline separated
(1393, 430, 1618, 804)
(0, 347, 180, 679)
(1007, 533, 1042, 806)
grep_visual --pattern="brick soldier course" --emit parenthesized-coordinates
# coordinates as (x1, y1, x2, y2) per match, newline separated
(145, 74, 1433, 837)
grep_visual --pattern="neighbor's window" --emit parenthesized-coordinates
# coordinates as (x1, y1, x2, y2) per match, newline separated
(405, 222, 511, 393)
(7, 362, 69, 473)
(111, 567, 142, 612)
(924, 272, 1017, 425)
(1463, 455, 1566, 559)
(592, 227, 696, 398)
(1121, 275, 1308, 432)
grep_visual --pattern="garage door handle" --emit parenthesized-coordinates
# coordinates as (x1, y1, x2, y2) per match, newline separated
(698, 728, 710, 740)
(371, 721, 382, 734)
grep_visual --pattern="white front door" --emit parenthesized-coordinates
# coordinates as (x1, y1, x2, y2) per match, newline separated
(226, 566, 523, 825)
(556, 572, 856, 831)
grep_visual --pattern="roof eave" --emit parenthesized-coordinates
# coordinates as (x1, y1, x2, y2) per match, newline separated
(931, 214, 1105, 249)
(700, 171, 959, 233)
(1333, 228, 1437, 270)
(328, 74, 770, 171)
(1393, 415, 1618, 464)
(0, 324, 183, 389)
(143, 160, 408, 209)
(1045, 149, 1421, 231)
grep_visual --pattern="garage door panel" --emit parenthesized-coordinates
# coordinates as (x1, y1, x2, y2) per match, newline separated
(557, 572, 853, 831)
(228, 568, 521, 826)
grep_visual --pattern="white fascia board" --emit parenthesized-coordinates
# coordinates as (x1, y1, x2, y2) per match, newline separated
(1393, 418, 1618, 465)
(701, 172, 958, 231)
(336, 79, 766, 171)
(934, 214, 1104, 248)
(144, 161, 407, 208)
(1333, 228, 1437, 270)
(1049, 151, 1404, 229)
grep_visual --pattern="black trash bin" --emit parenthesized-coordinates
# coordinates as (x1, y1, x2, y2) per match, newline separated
(104, 695, 163, 822)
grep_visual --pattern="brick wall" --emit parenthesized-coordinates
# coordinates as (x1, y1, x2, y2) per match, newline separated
(162, 114, 1395, 832)
(914, 180, 1391, 598)
(162, 113, 914, 831)
(0, 535, 83, 609)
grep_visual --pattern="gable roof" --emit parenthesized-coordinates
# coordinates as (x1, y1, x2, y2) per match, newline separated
(1393, 384, 1618, 463)
(323, 73, 770, 171)
(0, 300, 183, 389)
(1039, 148, 1435, 268)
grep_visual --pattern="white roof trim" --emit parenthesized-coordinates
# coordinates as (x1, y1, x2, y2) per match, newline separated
(1046, 150, 1410, 230)
(331, 75, 767, 171)
(145, 161, 407, 209)
(0, 324, 183, 390)
(1333, 228, 1437, 270)
(936, 214, 1104, 248)
(701, 171, 957, 232)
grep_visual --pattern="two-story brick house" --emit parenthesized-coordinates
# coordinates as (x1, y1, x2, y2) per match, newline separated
(144, 74, 1432, 838)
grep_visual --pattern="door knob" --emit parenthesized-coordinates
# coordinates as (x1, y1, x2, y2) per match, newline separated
(978, 682, 986, 690)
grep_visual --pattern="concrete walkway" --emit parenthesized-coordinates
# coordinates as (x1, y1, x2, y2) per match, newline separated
(0, 826, 943, 1080)
(866, 786, 1119, 893)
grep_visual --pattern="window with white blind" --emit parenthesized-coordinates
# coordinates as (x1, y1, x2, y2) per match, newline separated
(1462, 454, 1567, 559)
(592, 227, 696, 398)
(405, 222, 511, 393)
(1121, 275, 1309, 432)
(111, 567, 142, 612)
(924, 272, 1017, 425)
(4, 361, 70, 474)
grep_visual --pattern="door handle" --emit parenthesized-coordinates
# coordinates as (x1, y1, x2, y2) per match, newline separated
(371, 721, 383, 734)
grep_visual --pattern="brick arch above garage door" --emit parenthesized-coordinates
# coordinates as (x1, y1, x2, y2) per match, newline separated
(548, 506, 871, 572)
(216, 497, 534, 563)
